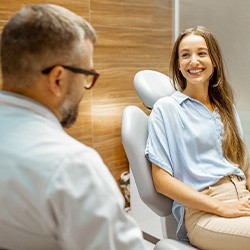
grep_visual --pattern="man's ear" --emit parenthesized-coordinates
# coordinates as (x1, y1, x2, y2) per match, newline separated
(47, 66, 67, 97)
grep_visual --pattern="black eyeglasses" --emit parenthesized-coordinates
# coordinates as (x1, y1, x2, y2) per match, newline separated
(41, 65, 99, 89)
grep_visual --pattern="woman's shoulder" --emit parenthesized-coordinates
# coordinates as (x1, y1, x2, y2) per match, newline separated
(154, 91, 185, 109)
(149, 92, 185, 127)
(150, 92, 184, 121)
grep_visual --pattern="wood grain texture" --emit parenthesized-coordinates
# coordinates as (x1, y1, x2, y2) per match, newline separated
(94, 27, 172, 67)
(0, 0, 89, 19)
(91, 0, 171, 31)
(90, 0, 172, 181)
(0, 0, 173, 185)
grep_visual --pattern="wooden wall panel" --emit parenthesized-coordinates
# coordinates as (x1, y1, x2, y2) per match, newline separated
(0, 0, 173, 185)
(0, 0, 89, 23)
(94, 27, 171, 67)
(91, 0, 170, 31)
(90, 0, 172, 182)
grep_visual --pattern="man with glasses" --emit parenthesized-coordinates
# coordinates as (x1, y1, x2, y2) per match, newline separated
(0, 4, 146, 250)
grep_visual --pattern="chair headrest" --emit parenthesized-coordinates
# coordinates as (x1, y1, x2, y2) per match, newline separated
(134, 70, 175, 109)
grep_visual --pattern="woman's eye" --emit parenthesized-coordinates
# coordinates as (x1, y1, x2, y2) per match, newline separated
(181, 53, 189, 58)
(199, 51, 207, 56)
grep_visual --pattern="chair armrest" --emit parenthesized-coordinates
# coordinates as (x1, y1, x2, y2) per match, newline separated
(154, 239, 197, 250)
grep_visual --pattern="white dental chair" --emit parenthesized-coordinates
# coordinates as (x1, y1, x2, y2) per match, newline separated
(121, 70, 197, 250)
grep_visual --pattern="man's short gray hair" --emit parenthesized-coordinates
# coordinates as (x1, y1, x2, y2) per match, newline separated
(0, 4, 96, 88)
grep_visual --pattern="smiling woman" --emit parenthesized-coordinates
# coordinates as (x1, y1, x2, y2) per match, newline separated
(145, 26, 250, 250)
(178, 34, 215, 112)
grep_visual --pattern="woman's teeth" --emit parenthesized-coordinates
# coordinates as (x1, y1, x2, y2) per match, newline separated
(189, 69, 203, 74)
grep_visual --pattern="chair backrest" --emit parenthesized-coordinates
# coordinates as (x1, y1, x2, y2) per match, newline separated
(121, 70, 176, 217)
(122, 106, 172, 217)
(134, 70, 175, 109)
(122, 70, 198, 247)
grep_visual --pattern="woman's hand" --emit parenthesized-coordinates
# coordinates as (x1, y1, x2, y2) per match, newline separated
(152, 164, 250, 218)
(215, 199, 250, 218)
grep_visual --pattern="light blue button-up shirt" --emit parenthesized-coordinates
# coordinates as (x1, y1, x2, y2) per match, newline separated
(145, 91, 245, 241)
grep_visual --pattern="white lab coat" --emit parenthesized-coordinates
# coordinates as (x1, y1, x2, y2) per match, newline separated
(0, 91, 146, 250)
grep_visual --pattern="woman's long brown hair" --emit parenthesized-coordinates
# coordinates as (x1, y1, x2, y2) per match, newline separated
(170, 26, 249, 172)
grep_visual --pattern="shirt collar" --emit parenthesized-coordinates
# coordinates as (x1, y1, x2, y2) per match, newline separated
(171, 91, 191, 105)
(171, 90, 219, 115)
(0, 90, 61, 128)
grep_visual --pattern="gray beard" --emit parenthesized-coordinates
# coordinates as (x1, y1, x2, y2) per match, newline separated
(60, 105, 79, 128)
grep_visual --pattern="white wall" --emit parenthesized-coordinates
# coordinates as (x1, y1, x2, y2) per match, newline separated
(176, 0, 250, 149)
